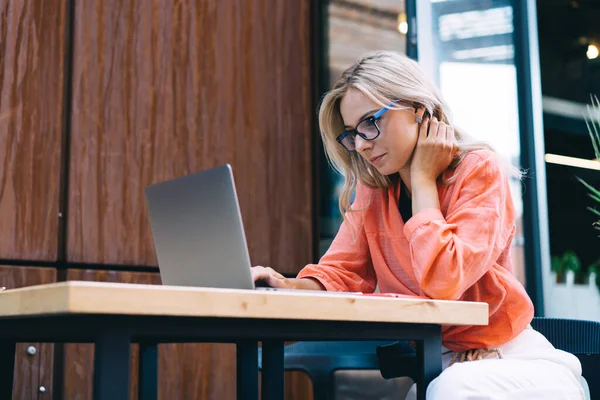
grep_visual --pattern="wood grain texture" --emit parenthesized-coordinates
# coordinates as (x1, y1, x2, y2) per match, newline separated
(67, 0, 313, 274)
(0, 266, 56, 400)
(62, 269, 237, 400)
(0, 280, 490, 326)
(159, 341, 236, 400)
(285, 372, 313, 400)
(258, 371, 314, 400)
(0, 0, 65, 260)
(37, 342, 54, 400)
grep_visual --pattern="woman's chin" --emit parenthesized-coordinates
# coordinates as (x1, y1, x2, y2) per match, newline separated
(373, 160, 403, 176)
(374, 165, 396, 176)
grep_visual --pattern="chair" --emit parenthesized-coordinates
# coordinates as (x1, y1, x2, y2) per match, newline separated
(257, 340, 415, 400)
(258, 318, 599, 399)
(530, 318, 599, 399)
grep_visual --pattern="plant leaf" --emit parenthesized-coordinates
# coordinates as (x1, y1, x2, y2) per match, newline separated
(584, 118, 600, 160)
(587, 206, 600, 217)
(577, 177, 600, 198)
(588, 96, 600, 159)
(563, 250, 582, 272)
(589, 193, 600, 204)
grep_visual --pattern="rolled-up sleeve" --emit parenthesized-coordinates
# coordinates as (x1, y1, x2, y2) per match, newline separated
(403, 155, 516, 300)
(297, 185, 377, 293)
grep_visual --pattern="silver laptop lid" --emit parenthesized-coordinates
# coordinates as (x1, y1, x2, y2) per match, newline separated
(144, 164, 255, 289)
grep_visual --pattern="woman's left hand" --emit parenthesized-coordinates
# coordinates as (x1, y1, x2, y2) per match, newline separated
(410, 115, 456, 182)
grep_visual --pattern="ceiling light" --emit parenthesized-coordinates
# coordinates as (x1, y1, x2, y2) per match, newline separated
(397, 13, 408, 35)
(545, 153, 600, 171)
(398, 22, 408, 34)
(587, 44, 599, 60)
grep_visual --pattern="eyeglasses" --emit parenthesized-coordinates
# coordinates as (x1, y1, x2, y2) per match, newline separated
(336, 101, 399, 152)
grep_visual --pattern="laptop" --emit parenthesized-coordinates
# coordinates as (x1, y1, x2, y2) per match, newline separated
(144, 164, 355, 294)
(144, 164, 258, 289)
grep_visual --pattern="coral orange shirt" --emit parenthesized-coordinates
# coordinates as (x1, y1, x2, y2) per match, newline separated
(297, 150, 534, 352)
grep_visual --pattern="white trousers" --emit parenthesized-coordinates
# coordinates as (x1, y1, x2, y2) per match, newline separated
(405, 326, 586, 400)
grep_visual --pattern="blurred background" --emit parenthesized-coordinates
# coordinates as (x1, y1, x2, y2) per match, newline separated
(0, 0, 598, 398)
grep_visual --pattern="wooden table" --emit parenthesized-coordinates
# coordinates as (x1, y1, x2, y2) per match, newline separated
(0, 281, 488, 400)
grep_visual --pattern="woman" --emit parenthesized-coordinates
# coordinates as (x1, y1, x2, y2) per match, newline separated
(252, 50, 584, 399)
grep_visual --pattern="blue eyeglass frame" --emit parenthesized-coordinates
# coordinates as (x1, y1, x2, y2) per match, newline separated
(335, 100, 399, 151)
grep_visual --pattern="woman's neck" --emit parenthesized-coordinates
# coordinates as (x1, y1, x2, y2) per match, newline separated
(399, 168, 412, 195)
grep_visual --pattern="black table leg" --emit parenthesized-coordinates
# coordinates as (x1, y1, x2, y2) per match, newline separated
(261, 340, 284, 400)
(416, 326, 442, 400)
(93, 329, 131, 400)
(237, 340, 258, 400)
(0, 341, 15, 400)
(138, 343, 158, 400)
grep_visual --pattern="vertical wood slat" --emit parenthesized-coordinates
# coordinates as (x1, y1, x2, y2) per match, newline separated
(38, 343, 54, 399)
(0, 0, 66, 261)
(67, 0, 313, 274)
(0, 266, 57, 399)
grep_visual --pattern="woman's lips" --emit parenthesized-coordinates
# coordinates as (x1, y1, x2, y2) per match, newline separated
(369, 154, 386, 165)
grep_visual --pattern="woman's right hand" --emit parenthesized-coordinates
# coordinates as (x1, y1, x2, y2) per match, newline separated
(251, 265, 295, 289)
(251, 266, 326, 291)
(410, 115, 456, 183)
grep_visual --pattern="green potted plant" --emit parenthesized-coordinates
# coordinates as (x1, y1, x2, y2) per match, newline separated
(563, 250, 583, 283)
(589, 258, 600, 291)
(551, 250, 586, 285)
(577, 95, 600, 234)
(551, 254, 566, 284)
(548, 250, 600, 319)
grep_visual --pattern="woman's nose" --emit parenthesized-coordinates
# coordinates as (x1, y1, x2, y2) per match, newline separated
(354, 134, 373, 153)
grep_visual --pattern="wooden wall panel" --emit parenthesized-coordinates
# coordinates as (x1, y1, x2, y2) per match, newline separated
(284, 372, 313, 400)
(37, 343, 54, 400)
(67, 0, 313, 274)
(0, 266, 57, 399)
(0, 0, 65, 261)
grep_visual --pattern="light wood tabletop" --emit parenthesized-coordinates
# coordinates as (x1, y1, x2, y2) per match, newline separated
(0, 281, 488, 326)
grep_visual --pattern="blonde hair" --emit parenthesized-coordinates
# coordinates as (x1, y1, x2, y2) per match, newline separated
(318, 50, 509, 219)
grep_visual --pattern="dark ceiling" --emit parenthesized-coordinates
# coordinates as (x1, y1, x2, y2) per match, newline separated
(537, 0, 600, 103)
